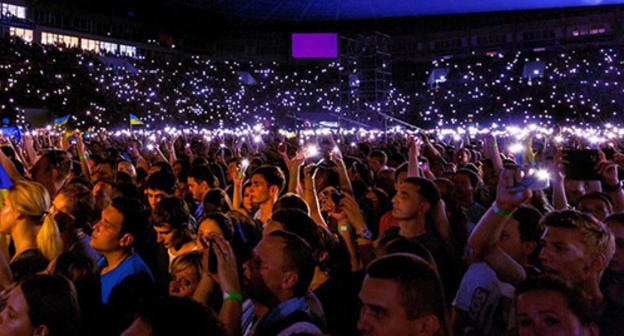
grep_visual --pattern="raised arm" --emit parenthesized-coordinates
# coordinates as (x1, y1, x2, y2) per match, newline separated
(22, 133, 37, 169)
(328, 137, 353, 194)
(407, 137, 421, 178)
(0, 138, 25, 181)
(192, 238, 216, 305)
(467, 168, 532, 285)
(339, 193, 376, 270)
(302, 164, 327, 228)
(76, 132, 92, 182)
(167, 137, 178, 166)
(231, 164, 250, 218)
(482, 134, 504, 174)
(550, 146, 569, 210)
(212, 234, 242, 336)
(596, 153, 624, 214)
(280, 144, 305, 194)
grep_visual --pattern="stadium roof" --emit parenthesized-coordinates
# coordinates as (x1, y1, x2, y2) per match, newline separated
(203, 0, 624, 22)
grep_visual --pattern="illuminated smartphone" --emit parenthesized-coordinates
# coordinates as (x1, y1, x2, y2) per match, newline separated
(507, 172, 550, 193)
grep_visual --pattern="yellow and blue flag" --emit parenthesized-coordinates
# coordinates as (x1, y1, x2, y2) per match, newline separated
(54, 114, 71, 127)
(129, 114, 144, 126)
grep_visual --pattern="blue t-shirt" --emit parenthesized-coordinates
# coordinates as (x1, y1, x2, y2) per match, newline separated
(98, 253, 154, 304)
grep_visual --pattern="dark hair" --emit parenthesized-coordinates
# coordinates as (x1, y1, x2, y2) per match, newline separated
(273, 193, 310, 214)
(173, 160, 191, 177)
(605, 213, 624, 227)
(146, 171, 178, 195)
(116, 172, 133, 184)
(192, 157, 210, 167)
(402, 177, 440, 222)
(317, 227, 351, 277)
(456, 147, 472, 160)
(153, 197, 192, 234)
(227, 157, 241, 166)
(455, 168, 480, 187)
(267, 230, 315, 297)
(208, 163, 225, 189)
(98, 158, 117, 168)
(41, 149, 73, 183)
(385, 238, 437, 272)
(577, 192, 614, 211)
(394, 162, 408, 183)
(510, 205, 543, 242)
(512, 205, 544, 265)
(58, 183, 95, 228)
(111, 197, 149, 248)
(52, 250, 102, 333)
(389, 152, 407, 168)
(202, 188, 233, 214)
(70, 159, 83, 178)
(136, 296, 226, 336)
(152, 161, 174, 175)
(270, 209, 321, 253)
(369, 150, 388, 165)
(515, 275, 595, 327)
(366, 253, 451, 335)
(368, 187, 391, 214)
(201, 212, 234, 241)
(115, 181, 142, 199)
(188, 165, 217, 188)
(21, 274, 81, 336)
(250, 165, 285, 195)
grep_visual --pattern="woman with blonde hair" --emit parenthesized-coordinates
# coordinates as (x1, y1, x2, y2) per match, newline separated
(0, 179, 63, 282)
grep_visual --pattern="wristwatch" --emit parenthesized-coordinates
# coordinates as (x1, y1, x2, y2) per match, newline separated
(355, 228, 373, 240)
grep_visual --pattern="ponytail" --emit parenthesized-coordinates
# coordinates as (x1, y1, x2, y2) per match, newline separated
(36, 215, 63, 260)
(7, 180, 63, 260)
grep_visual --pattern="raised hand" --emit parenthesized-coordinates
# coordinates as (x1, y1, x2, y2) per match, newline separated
(496, 167, 533, 211)
(408, 135, 421, 160)
(548, 145, 567, 183)
(339, 193, 368, 232)
(596, 149, 619, 186)
(75, 131, 86, 155)
(282, 145, 305, 174)
(211, 234, 240, 293)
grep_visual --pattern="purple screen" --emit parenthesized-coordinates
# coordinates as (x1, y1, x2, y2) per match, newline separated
(292, 33, 338, 59)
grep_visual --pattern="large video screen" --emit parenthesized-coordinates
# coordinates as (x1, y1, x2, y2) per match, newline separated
(292, 33, 338, 59)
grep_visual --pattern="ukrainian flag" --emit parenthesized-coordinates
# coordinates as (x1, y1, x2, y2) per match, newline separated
(129, 114, 144, 126)
(54, 114, 71, 127)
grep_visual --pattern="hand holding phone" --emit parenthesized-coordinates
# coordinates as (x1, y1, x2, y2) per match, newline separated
(506, 169, 550, 193)
(563, 149, 601, 180)
(496, 167, 533, 210)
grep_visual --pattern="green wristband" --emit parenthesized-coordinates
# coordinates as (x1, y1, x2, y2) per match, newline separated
(223, 291, 243, 302)
(491, 202, 513, 217)
(338, 225, 351, 232)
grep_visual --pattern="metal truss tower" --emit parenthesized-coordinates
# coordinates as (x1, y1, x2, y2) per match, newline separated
(338, 32, 392, 128)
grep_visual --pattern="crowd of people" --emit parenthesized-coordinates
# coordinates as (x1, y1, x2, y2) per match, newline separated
(0, 122, 621, 336)
(3, 35, 624, 130)
(2, 30, 624, 336)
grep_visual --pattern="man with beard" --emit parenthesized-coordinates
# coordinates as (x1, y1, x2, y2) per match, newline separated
(241, 230, 324, 336)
